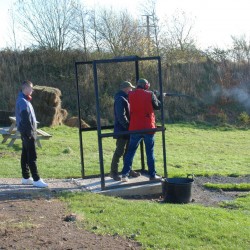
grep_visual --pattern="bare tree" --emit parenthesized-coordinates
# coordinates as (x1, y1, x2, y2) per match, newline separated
(88, 8, 145, 56)
(87, 9, 104, 53)
(231, 35, 250, 65)
(160, 10, 198, 63)
(72, 3, 90, 57)
(7, 8, 18, 50)
(14, 0, 80, 51)
(162, 10, 196, 51)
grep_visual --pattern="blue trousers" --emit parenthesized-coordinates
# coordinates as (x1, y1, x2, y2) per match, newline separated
(122, 133, 156, 177)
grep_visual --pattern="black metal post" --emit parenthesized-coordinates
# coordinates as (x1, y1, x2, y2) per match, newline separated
(139, 142, 145, 171)
(158, 58, 167, 178)
(135, 59, 139, 83)
(75, 63, 85, 178)
(93, 61, 105, 189)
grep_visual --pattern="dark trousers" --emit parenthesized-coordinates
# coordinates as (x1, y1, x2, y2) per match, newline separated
(110, 137, 129, 174)
(21, 135, 40, 181)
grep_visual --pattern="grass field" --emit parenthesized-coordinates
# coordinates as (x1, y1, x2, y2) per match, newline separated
(1, 123, 249, 249)
(0, 123, 249, 178)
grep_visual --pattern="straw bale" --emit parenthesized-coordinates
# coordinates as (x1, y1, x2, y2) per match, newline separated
(31, 85, 68, 126)
(61, 109, 68, 120)
(64, 116, 90, 128)
(33, 85, 61, 96)
(33, 86, 61, 107)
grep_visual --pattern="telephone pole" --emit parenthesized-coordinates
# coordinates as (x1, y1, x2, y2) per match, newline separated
(141, 14, 156, 54)
(142, 15, 154, 39)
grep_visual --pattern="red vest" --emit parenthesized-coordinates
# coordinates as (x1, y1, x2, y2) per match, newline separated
(128, 89, 156, 131)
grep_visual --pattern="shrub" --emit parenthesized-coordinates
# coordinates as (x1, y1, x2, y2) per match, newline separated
(238, 112, 250, 125)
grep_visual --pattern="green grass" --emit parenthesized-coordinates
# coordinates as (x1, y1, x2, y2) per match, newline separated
(219, 193, 250, 210)
(59, 192, 250, 250)
(0, 123, 249, 178)
(204, 183, 250, 191)
(164, 123, 250, 177)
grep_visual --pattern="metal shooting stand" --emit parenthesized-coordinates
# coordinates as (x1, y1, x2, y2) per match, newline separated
(75, 55, 167, 190)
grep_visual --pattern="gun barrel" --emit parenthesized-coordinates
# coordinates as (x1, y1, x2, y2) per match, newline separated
(163, 93, 191, 98)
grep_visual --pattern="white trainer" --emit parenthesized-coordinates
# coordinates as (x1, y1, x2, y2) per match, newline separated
(21, 177, 34, 185)
(33, 179, 48, 188)
(121, 176, 129, 182)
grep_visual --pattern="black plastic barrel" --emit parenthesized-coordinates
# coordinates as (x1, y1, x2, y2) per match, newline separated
(161, 175, 194, 203)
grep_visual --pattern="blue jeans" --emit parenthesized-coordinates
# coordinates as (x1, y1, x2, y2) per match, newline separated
(122, 133, 156, 177)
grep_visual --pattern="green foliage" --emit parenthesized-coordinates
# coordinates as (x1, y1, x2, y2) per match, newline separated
(59, 192, 250, 249)
(238, 112, 250, 126)
(216, 111, 228, 124)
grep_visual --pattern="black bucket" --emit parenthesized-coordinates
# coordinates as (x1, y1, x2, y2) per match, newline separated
(161, 175, 194, 204)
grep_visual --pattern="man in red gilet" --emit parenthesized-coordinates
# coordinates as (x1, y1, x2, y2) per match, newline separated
(121, 78, 161, 182)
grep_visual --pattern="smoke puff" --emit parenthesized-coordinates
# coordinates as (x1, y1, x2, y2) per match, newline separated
(205, 82, 250, 112)
(223, 83, 250, 112)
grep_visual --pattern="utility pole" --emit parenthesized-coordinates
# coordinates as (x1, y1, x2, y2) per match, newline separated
(142, 14, 153, 39)
(145, 15, 151, 39)
(141, 15, 155, 55)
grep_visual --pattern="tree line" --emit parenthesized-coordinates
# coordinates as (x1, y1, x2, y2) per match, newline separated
(1, 0, 249, 126)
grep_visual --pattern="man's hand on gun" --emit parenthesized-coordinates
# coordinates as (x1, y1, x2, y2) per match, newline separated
(153, 90, 161, 99)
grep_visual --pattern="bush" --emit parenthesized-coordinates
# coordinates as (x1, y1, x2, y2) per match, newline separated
(238, 112, 250, 125)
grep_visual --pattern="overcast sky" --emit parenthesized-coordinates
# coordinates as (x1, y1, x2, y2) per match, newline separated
(1, 0, 250, 50)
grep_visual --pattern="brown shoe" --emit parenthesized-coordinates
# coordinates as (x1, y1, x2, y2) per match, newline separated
(129, 170, 141, 177)
(110, 173, 121, 181)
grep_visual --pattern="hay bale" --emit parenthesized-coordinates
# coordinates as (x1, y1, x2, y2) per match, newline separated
(32, 85, 68, 126)
(60, 109, 68, 121)
(33, 86, 61, 107)
(64, 116, 90, 128)
(33, 85, 61, 96)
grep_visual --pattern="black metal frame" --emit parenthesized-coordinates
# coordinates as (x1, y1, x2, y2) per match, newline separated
(75, 55, 167, 190)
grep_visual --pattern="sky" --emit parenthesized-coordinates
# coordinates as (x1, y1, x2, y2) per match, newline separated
(0, 0, 250, 50)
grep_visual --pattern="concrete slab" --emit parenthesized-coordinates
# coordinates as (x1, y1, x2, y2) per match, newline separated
(72, 174, 163, 197)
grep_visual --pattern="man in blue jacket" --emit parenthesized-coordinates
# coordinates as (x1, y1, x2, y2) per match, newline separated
(110, 81, 141, 181)
(15, 80, 48, 188)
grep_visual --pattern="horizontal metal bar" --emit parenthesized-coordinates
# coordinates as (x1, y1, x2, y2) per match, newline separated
(100, 127, 166, 138)
(75, 56, 160, 66)
(81, 126, 165, 134)
(93, 56, 160, 64)
(75, 61, 93, 65)
(81, 125, 113, 132)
